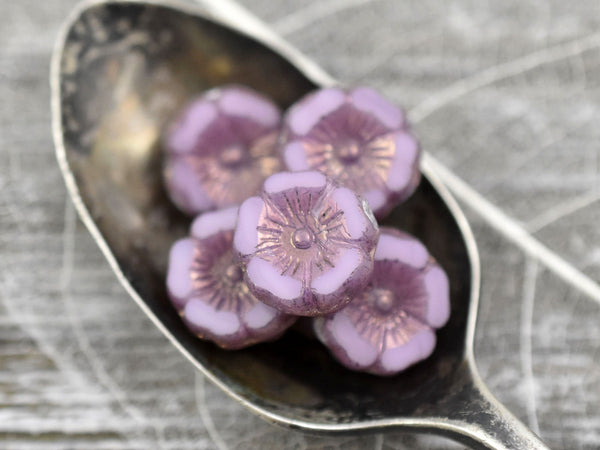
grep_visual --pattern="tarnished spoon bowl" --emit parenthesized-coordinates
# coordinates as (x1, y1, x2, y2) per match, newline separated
(52, 1, 549, 448)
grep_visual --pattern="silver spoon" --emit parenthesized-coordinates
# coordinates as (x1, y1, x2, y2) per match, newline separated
(51, 1, 549, 448)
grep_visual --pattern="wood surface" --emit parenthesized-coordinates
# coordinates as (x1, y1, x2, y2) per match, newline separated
(1, 0, 599, 448)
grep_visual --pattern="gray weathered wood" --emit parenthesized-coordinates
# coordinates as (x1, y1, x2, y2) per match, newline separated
(1, 0, 599, 448)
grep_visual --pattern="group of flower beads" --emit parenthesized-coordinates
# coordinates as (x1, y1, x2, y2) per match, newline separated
(165, 85, 449, 376)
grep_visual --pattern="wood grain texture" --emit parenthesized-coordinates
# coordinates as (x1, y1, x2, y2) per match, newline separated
(1, 0, 599, 448)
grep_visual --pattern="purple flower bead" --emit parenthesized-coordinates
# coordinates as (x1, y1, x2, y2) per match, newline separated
(166, 207, 296, 349)
(313, 227, 450, 375)
(234, 171, 379, 317)
(164, 85, 282, 215)
(280, 87, 421, 218)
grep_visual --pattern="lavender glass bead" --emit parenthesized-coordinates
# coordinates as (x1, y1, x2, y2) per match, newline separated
(313, 227, 450, 375)
(280, 87, 420, 218)
(234, 171, 379, 317)
(167, 207, 296, 349)
(164, 85, 282, 215)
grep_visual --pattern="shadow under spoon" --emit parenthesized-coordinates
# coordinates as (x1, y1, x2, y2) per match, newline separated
(51, 1, 549, 449)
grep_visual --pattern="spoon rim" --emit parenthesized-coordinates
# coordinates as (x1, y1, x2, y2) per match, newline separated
(50, 0, 482, 432)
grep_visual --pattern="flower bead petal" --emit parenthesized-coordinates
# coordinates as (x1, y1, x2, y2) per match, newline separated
(331, 187, 368, 239)
(191, 205, 238, 240)
(424, 265, 450, 328)
(166, 101, 217, 155)
(374, 232, 429, 269)
(263, 171, 326, 194)
(166, 207, 295, 349)
(313, 227, 450, 375)
(283, 141, 311, 171)
(166, 238, 196, 310)
(246, 257, 303, 301)
(165, 157, 213, 213)
(235, 171, 378, 316)
(311, 247, 362, 295)
(233, 196, 264, 258)
(164, 85, 282, 215)
(288, 88, 345, 135)
(244, 302, 278, 330)
(362, 189, 387, 215)
(386, 131, 420, 193)
(184, 298, 241, 336)
(328, 312, 378, 368)
(281, 86, 420, 219)
(218, 86, 280, 126)
(379, 329, 436, 372)
(351, 87, 404, 129)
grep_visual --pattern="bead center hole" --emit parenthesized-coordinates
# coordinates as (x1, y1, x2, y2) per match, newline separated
(336, 140, 361, 163)
(292, 228, 314, 249)
(225, 264, 243, 282)
(220, 145, 246, 167)
(373, 289, 395, 313)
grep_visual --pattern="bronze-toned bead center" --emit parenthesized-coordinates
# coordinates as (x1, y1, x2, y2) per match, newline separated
(373, 289, 395, 313)
(219, 145, 245, 167)
(292, 228, 314, 250)
(225, 264, 243, 282)
(336, 140, 361, 163)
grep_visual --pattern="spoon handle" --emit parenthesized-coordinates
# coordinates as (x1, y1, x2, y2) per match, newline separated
(431, 365, 550, 449)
